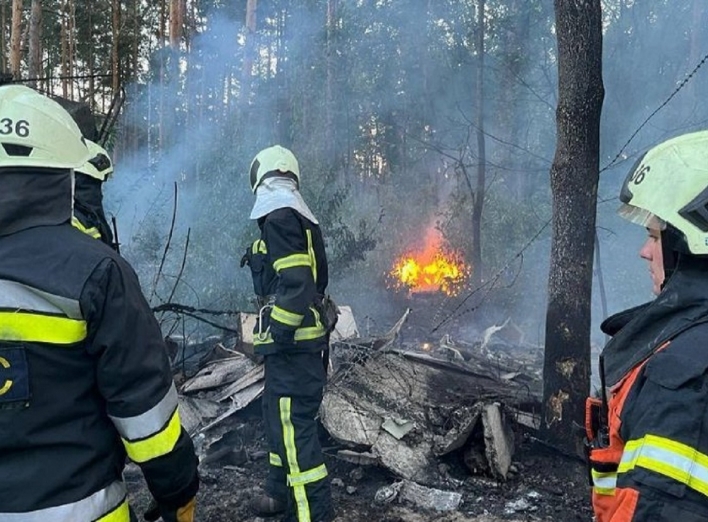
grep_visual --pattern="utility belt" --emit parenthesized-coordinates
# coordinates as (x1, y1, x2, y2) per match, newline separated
(254, 293, 339, 342)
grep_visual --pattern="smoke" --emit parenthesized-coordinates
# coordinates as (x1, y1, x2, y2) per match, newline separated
(100, 1, 708, 350)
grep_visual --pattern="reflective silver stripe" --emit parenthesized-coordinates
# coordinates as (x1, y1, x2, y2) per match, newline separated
(619, 435, 708, 496)
(591, 470, 617, 493)
(0, 481, 126, 522)
(0, 279, 82, 319)
(109, 383, 178, 441)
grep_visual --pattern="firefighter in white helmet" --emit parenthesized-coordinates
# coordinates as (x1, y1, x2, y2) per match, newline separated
(587, 130, 708, 521)
(71, 139, 117, 249)
(241, 145, 335, 521)
(0, 84, 199, 522)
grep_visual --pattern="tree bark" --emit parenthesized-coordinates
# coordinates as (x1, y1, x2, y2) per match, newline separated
(60, 0, 68, 95)
(542, 0, 604, 456)
(10, 0, 22, 79)
(241, 0, 257, 106)
(169, 0, 182, 49)
(111, 0, 120, 92)
(27, 0, 39, 86)
(471, 0, 486, 289)
(325, 0, 336, 160)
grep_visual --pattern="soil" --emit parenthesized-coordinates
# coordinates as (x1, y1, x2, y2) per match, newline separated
(126, 408, 593, 522)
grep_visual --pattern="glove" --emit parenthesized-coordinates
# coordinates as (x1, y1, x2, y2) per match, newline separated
(144, 497, 196, 522)
(269, 320, 296, 345)
(240, 247, 251, 268)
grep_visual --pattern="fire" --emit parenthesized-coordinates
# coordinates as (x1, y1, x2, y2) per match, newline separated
(388, 228, 470, 297)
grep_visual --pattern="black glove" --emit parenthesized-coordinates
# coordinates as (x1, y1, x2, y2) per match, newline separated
(269, 321, 296, 345)
(240, 247, 251, 268)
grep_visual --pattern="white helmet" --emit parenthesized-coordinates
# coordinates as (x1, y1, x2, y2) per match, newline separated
(0, 85, 90, 170)
(249, 145, 300, 192)
(76, 140, 113, 181)
(618, 130, 708, 255)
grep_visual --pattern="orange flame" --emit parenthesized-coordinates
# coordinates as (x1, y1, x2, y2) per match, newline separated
(388, 228, 470, 297)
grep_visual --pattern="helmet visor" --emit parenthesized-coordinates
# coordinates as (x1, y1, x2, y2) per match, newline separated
(618, 203, 666, 230)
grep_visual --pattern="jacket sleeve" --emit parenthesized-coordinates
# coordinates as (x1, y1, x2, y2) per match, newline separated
(614, 332, 708, 521)
(81, 257, 199, 510)
(263, 210, 316, 332)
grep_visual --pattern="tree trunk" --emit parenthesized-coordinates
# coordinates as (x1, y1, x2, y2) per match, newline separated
(241, 0, 257, 106)
(68, 0, 74, 98)
(325, 0, 336, 161)
(542, 0, 604, 456)
(27, 0, 39, 85)
(10, 0, 22, 79)
(471, 0, 486, 289)
(60, 0, 67, 95)
(169, 0, 182, 49)
(111, 0, 119, 92)
(1, 1, 7, 74)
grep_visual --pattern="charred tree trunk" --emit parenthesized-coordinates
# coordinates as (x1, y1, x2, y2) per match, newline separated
(542, 0, 604, 456)
(10, 0, 22, 79)
(471, 0, 486, 289)
(27, 0, 39, 85)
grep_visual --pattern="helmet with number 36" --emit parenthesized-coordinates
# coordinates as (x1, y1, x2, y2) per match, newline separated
(618, 130, 708, 255)
(0, 84, 90, 170)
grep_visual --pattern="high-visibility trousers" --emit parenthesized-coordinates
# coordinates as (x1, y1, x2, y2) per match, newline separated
(263, 350, 332, 522)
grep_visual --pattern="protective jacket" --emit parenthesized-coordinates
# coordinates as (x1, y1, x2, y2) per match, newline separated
(245, 207, 329, 355)
(72, 173, 116, 249)
(0, 168, 198, 521)
(587, 256, 708, 521)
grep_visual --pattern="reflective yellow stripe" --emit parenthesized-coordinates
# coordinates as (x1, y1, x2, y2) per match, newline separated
(306, 230, 317, 283)
(280, 397, 311, 522)
(122, 409, 181, 464)
(252, 239, 267, 254)
(72, 216, 102, 239)
(271, 306, 304, 327)
(273, 253, 311, 273)
(294, 326, 327, 341)
(618, 433, 708, 497)
(591, 469, 617, 496)
(96, 499, 130, 522)
(288, 463, 328, 487)
(0, 312, 87, 344)
(270, 452, 283, 467)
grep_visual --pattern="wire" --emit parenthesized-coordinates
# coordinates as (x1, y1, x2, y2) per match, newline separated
(601, 51, 708, 173)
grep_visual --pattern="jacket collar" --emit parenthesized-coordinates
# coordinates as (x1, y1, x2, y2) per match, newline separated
(0, 168, 73, 237)
(601, 255, 708, 387)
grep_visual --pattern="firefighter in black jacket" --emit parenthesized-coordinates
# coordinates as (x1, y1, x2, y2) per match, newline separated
(72, 139, 117, 250)
(0, 85, 199, 521)
(587, 130, 708, 521)
(242, 145, 333, 522)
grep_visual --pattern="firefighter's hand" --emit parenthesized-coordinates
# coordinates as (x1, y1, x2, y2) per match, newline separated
(240, 248, 250, 268)
(144, 497, 196, 522)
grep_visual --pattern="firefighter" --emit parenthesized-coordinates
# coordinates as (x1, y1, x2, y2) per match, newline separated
(241, 145, 333, 522)
(587, 130, 708, 521)
(72, 139, 117, 250)
(0, 86, 199, 520)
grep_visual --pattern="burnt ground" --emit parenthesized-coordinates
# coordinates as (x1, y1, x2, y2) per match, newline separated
(125, 405, 593, 522)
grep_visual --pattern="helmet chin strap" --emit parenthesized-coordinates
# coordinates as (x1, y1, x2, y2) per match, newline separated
(660, 225, 681, 290)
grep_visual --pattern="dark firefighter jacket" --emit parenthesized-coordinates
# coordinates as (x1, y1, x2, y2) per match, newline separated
(587, 255, 708, 522)
(72, 172, 116, 249)
(244, 207, 329, 355)
(0, 168, 198, 521)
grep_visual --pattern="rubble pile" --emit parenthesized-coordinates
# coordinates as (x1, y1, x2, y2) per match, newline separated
(172, 307, 547, 516)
